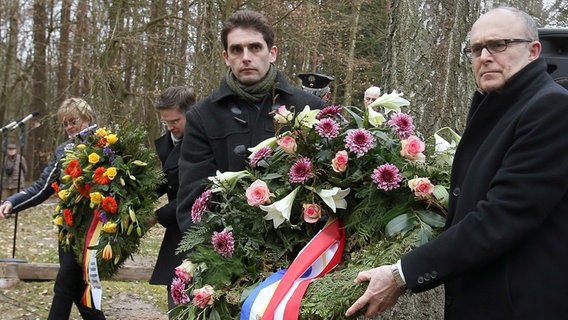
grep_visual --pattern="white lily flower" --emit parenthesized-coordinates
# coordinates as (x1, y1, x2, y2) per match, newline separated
(261, 187, 300, 228)
(295, 105, 320, 129)
(316, 187, 350, 213)
(247, 136, 279, 159)
(367, 90, 410, 114)
(367, 106, 386, 127)
(208, 170, 250, 193)
(434, 127, 461, 166)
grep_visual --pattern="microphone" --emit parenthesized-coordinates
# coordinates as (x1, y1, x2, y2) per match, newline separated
(15, 111, 39, 128)
(0, 121, 17, 132)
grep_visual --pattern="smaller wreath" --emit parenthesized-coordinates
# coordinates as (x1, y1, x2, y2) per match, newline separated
(52, 125, 165, 279)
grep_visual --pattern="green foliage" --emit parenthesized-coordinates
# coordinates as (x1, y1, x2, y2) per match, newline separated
(53, 125, 165, 279)
(173, 97, 457, 318)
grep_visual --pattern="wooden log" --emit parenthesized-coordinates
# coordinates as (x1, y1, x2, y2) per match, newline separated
(0, 262, 153, 282)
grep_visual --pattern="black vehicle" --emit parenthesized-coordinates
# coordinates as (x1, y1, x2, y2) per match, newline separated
(538, 28, 568, 83)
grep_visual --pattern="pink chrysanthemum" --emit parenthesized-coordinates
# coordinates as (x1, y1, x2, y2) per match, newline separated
(191, 190, 213, 223)
(250, 146, 272, 167)
(344, 128, 376, 155)
(171, 277, 190, 306)
(289, 157, 315, 183)
(212, 230, 235, 258)
(316, 105, 343, 119)
(371, 163, 403, 191)
(388, 112, 415, 138)
(315, 118, 340, 139)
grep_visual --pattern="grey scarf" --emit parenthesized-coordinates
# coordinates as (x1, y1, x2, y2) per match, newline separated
(225, 64, 278, 102)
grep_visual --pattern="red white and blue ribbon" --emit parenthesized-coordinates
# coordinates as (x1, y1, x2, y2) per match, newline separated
(82, 215, 103, 310)
(241, 218, 345, 320)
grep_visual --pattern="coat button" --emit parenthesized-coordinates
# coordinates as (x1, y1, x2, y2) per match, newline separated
(452, 187, 460, 197)
(424, 273, 431, 281)
(417, 276, 424, 284)
(431, 271, 438, 279)
(234, 144, 247, 156)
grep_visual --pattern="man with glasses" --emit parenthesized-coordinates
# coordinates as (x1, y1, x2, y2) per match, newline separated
(346, 7, 568, 319)
(151, 85, 196, 318)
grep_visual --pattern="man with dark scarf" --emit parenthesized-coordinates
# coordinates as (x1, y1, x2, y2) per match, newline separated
(176, 9, 325, 233)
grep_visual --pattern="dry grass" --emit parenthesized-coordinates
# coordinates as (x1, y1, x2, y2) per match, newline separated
(0, 197, 170, 320)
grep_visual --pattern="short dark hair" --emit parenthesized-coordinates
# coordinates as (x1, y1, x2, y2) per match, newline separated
(155, 86, 196, 113)
(221, 10, 275, 51)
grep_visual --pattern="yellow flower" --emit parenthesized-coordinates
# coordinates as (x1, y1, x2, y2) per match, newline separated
(88, 153, 100, 164)
(95, 128, 110, 137)
(55, 205, 61, 212)
(105, 167, 117, 180)
(101, 222, 118, 233)
(102, 243, 113, 260)
(58, 190, 68, 201)
(105, 134, 118, 144)
(61, 174, 72, 182)
(76, 144, 86, 149)
(89, 192, 104, 205)
(53, 216, 63, 226)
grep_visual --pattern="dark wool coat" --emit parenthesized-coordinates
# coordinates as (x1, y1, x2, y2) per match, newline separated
(150, 133, 185, 285)
(401, 58, 568, 319)
(176, 70, 325, 232)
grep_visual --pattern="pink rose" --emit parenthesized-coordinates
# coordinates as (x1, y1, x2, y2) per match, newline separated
(174, 260, 197, 283)
(400, 135, 426, 162)
(274, 105, 292, 124)
(277, 136, 297, 154)
(192, 284, 214, 309)
(303, 203, 322, 223)
(331, 150, 349, 173)
(245, 179, 272, 206)
(408, 177, 435, 198)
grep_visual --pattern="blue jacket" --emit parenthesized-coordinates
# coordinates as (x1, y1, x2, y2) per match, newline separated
(7, 141, 70, 212)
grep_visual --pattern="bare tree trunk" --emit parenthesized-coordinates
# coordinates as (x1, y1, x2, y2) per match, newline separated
(57, 0, 72, 104)
(382, 0, 481, 136)
(0, 0, 21, 124)
(30, 0, 49, 178)
(70, 0, 88, 97)
(343, 0, 363, 106)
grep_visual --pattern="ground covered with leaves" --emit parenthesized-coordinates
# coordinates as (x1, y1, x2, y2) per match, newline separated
(0, 198, 169, 320)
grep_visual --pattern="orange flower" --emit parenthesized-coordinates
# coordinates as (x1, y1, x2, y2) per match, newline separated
(65, 159, 82, 178)
(93, 167, 111, 185)
(51, 181, 60, 194)
(102, 196, 118, 214)
(77, 183, 92, 198)
(63, 209, 73, 226)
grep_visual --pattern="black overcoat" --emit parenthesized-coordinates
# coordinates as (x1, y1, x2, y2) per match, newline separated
(401, 58, 568, 319)
(150, 133, 185, 285)
(176, 70, 324, 232)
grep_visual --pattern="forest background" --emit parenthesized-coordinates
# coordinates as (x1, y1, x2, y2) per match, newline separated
(0, 0, 566, 179)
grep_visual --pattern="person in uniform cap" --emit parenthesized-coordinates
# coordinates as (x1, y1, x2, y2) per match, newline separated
(2, 143, 27, 200)
(298, 73, 334, 103)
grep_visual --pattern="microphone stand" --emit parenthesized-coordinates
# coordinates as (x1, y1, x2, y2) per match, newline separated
(0, 123, 27, 264)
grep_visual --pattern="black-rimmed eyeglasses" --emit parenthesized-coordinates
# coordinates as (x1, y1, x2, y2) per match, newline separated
(463, 38, 533, 59)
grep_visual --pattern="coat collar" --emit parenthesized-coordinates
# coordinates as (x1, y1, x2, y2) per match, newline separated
(468, 58, 548, 123)
(209, 69, 295, 103)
